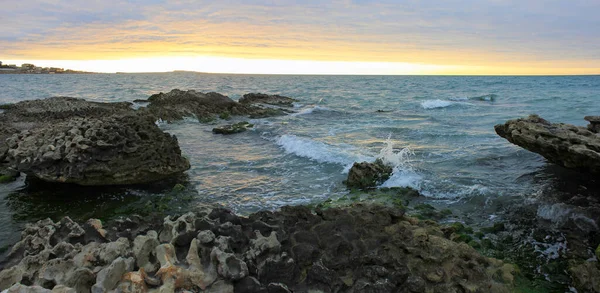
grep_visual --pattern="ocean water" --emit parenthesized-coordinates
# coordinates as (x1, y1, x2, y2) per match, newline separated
(1, 74, 600, 274)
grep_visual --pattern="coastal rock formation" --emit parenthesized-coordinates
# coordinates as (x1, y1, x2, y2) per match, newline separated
(585, 116, 600, 133)
(0, 204, 515, 293)
(212, 122, 254, 135)
(141, 89, 292, 122)
(345, 159, 393, 189)
(495, 115, 600, 173)
(0, 97, 190, 185)
(144, 89, 241, 122)
(239, 93, 297, 107)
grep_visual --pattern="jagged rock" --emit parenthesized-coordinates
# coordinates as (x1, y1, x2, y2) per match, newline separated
(4, 284, 75, 293)
(0, 266, 23, 291)
(212, 247, 248, 281)
(0, 204, 515, 293)
(197, 230, 215, 245)
(345, 159, 393, 189)
(204, 280, 234, 293)
(586, 116, 600, 133)
(495, 115, 600, 173)
(570, 262, 600, 293)
(143, 89, 241, 122)
(133, 231, 160, 273)
(92, 257, 134, 293)
(239, 93, 297, 107)
(234, 276, 264, 293)
(5, 112, 190, 185)
(63, 268, 95, 293)
(212, 122, 253, 135)
(159, 212, 197, 245)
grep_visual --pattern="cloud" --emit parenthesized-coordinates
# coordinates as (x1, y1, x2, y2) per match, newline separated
(0, 0, 599, 71)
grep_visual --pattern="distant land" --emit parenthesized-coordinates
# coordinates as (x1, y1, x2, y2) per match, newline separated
(0, 61, 93, 74)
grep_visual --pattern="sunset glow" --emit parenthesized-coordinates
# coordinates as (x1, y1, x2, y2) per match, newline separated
(2, 1, 599, 75)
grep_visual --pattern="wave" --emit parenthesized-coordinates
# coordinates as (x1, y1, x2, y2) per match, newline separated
(276, 135, 372, 171)
(274, 134, 423, 190)
(378, 139, 422, 190)
(421, 99, 455, 109)
(449, 94, 497, 102)
(291, 105, 334, 116)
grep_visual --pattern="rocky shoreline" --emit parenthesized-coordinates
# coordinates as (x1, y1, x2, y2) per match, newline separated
(2, 92, 600, 292)
(0, 90, 296, 185)
(0, 203, 516, 293)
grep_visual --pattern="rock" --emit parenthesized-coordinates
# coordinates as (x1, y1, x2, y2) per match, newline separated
(133, 231, 160, 273)
(570, 261, 600, 292)
(159, 212, 197, 245)
(4, 284, 76, 293)
(205, 279, 234, 293)
(144, 89, 241, 122)
(345, 159, 393, 189)
(212, 122, 254, 135)
(4, 112, 190, 185)
(197, 230, 215, 244)
(92, 257, 133, 293)
(585, 116, 600, 133)
(495, 114, 600, 173)
(0, 266, 23, 291)
(239, 93, 297, 107)
(212, 247, 249, 281)
(0, 203, 514, 293)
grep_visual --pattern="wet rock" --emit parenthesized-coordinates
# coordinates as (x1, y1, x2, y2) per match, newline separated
(570, 261, 600, 293)
(495, 114, 600, 173)
(345, 159, 393, 189)
(239, 93, 297, 107)
(212, 122, 253, 135)
(234, 276, 264, 293)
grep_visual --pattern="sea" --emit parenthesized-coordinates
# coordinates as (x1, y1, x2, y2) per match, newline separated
(1, 73, 599, 289)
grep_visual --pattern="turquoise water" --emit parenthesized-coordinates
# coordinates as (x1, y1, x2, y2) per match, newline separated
(1, 74, 600, 270)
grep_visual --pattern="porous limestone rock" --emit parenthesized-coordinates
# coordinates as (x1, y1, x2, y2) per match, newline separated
(495, 114, 600, 173)
(0, 97, 190, 185)
(0, 204, 516, 293)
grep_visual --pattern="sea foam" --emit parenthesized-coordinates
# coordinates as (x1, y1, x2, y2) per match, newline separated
(276, 134, 371, 171)
(421, 99, 455, 109)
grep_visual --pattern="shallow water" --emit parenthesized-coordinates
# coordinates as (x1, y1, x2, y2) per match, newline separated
(1, 74, 600, 281)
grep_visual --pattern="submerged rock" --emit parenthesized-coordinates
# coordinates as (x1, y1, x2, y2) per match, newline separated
(239, 93, 297, 107)
(212, 122, 254, 135)
(345, 159, 393, 189)
(0, 97, 190, 185)
(495, 114, 600, 173)
(0, 203, 515, 293)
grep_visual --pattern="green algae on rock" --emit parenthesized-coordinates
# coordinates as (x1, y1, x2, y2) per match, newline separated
(344, 159, 392, 190)
(212, 122, 254, 135)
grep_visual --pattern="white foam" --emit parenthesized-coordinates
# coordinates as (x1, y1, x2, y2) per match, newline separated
(276, 134, 372, 171)
(291, 105, 332, 116)
(378, 138, 422, 189)
(421, 99, 454, 109)
(421, 99, 473, 109)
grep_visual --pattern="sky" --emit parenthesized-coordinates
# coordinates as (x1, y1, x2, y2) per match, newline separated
(1, 0, 599, 75)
